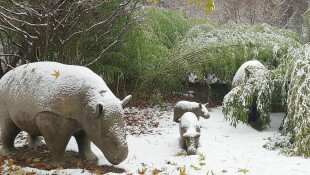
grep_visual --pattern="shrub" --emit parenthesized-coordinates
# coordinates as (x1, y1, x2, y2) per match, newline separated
(278, 45, 310, 157)
(222, 66, 272, 130)
(174, 22, 302, 84)
(106, 7, 210, 97)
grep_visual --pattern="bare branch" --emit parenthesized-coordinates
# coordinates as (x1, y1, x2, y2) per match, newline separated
(0, 28, 22, 48)
(0, 12, 48, 27)
(0, 18, 37, 40)
(0, 6, 27, 16)
(0, 53, 24, 59)
(66, 0, 130, 41)
(84, 39, 118, 66)
(10, 0, 46, 18)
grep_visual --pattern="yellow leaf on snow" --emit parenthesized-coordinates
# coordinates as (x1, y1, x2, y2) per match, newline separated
(190, 165, 201, 171)
(152, 168, 161, 175)
(199, 153, 206, 161)
(238, 168, 250, 174)
(179, 167, 187, 175)
(199, 162, 206, 166)
(52, 70, 60, 79)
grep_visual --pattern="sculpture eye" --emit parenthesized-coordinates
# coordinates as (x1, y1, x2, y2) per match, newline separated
(99, 90, 107, 96)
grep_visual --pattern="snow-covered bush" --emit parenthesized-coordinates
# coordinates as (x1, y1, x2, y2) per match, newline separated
(174, 22, 301, 83)
(278, 45, 310, 157)
(222, 65, 272, 130)
(222, 44, 309, 157)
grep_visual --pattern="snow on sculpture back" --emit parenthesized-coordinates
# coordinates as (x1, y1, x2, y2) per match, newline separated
(231, 60, 266, 88)
(173, 101, 210, 123)
(179, 112, 201, 155)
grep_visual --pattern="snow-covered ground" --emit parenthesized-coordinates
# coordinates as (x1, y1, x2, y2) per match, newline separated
(1, 106, 309, 175)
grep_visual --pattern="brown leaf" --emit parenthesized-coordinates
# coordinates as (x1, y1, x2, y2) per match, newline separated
(178, 167, 187, 175)
(152, 168, 161, 175)
(138, 168, 147, 174)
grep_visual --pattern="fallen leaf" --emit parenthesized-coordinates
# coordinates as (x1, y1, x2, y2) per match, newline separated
(199, 153, 206, 161)
(190, 165, 201, 171)
(238, 168, 249, 174)
(138, 168, 147, 175)
(152, 168, 161, 175)
(178, 167, 187, 175)
(51, 70, 60, 79)
(199, 162, 206, 166)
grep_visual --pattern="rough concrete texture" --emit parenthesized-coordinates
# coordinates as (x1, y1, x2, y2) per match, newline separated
(0, 62, 131, 165)
(173, 101, 210, 123)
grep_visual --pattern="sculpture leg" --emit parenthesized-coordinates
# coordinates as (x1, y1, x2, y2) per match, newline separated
(35, 112, 77, 163)
(27, 134, 44, 149)
(0, 117, 21, 155)
(73, 130, 98, 161)
(180, 136, 186, 149)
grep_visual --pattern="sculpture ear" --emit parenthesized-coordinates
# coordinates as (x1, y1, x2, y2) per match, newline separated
(204, 102, 209, 107)
(245, 67, 251, 78)
(121, 95, 132, 107)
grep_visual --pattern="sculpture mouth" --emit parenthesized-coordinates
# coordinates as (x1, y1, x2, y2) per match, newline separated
(107, 146, 128, 165)
(203, 113, 210, 119)
(187, 149, 197, 155)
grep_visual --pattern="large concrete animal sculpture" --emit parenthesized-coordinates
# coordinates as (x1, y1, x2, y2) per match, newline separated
(0, 62, 131, 165)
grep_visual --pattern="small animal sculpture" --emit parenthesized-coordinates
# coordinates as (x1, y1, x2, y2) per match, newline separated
(0, 61, 131, 165)
(231, 60, 266, 88)
(179, 112, 201, 155)
(173, 101, 210, 123)
(231, 60, 267, 130)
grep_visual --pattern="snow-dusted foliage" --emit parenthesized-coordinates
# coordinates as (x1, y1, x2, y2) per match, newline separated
(222, 65, 272, 130)
(174, 22, 301, 83)
(178, 22, 300, 55)
(279, 45, 310, 157)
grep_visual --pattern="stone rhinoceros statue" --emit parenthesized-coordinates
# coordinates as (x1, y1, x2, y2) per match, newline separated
(0, 62, 131, 165)
(173, 101, 210, 123)
(179, 112, 201, 155)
